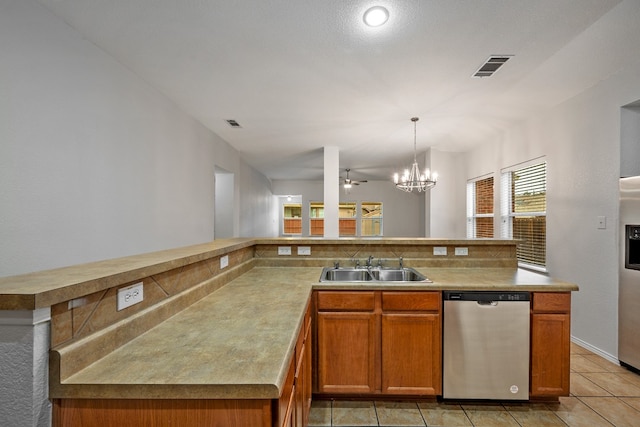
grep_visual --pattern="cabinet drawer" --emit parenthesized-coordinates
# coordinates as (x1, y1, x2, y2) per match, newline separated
(532, 292, 571, 313)
(382, 291, 440, 312)
(316, 291, 375, 311)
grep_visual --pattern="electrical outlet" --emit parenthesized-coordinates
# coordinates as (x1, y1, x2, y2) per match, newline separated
(278, 246, 292, 255)
(434, 247, 447, 256)
(455, 247, 469, 256)
(117, 282, 144, 311)
(220, 255, 229, 269)
(297, 246, 311, 256)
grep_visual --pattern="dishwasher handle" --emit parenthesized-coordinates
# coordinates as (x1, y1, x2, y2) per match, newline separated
(477, 300, 498, 306)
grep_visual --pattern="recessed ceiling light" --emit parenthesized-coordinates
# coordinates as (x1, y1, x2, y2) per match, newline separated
(363, 6, 389, 27)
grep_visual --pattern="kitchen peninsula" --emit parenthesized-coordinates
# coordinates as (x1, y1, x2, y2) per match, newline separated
(0, 238, 578, 427)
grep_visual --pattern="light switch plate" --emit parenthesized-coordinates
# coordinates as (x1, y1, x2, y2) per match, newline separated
(278, 246, 292, 255)
(455, 247, 469, 256)
(597, 216, 607, 229)
(434, 247, 447, 256)
(220, 255, 229, 269)
(117, 282, 144, 311)
(297, 246, 311, 256)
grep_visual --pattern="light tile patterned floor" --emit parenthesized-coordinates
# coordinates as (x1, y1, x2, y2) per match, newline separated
(308, 342, 640, 426)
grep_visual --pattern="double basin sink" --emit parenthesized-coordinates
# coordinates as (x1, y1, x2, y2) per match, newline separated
(319, 266, 431, 283)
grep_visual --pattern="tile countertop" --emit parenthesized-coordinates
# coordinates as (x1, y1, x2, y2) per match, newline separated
(51, 266, 577, 400)
(52, 267, 317, 400)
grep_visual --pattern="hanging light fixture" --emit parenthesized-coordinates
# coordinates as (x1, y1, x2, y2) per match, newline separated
(393, 117, 438, 192)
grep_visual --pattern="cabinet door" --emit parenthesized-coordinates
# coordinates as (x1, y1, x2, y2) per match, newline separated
(381, 312, 441, 395)
(530, 312, 570, 396)
(302, 321, 312, 424)
(317, 311, 377, 394)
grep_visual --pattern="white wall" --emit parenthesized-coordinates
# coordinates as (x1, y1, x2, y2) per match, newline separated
(0, 0, 273, 277)
(239, 161, 277, 237)
(430, 150, 467, 238)
(272, 179, 426, 237)
(463, 49, 640, 360)
(0, 2, 274, 425)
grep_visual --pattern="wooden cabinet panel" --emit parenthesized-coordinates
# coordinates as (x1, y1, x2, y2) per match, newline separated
(381, 312, 442, 395)
(531, 292, 571, 397)
(316, 311, 377, 394)
(316, 291, 375, 311)
(532, 292, 571, 312)
(294, 314, 312, 427)
(53, 399, 272, 427)
(279, 357, 296, 427)
(302, 321, 312, 424)
(314, 290, 441, 398)
(382, 291, 440, 311)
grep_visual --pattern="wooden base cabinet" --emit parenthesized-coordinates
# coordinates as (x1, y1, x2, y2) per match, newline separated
(316, 291, 377, 394)
(314, 290, 441, 397)
(530, 292, 571, 397)
(381, 292, 442, 395)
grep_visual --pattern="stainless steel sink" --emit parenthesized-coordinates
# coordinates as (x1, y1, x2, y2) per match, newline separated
(321, 268, 374, 282)
(319, 266, 431, 283)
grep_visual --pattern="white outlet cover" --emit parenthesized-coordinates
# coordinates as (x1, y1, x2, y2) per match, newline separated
(455, 247, 469, 256)
(117, 282, 144, 311)
(220, 255, 229, 268)
(297, 246, 311, 256)
(433, 247, 447, 256)
(278, 246, 292, 255)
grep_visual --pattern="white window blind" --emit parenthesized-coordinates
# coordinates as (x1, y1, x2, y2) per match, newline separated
(467, 175, 494, 238)
(501, 160, 547, 268)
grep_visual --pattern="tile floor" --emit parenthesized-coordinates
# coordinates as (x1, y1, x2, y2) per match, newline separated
(308, 342, 640, 426)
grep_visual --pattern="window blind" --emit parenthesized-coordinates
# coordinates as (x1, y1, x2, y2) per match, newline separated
(467, 175, 494, 238)
(501, 161, 547, 268)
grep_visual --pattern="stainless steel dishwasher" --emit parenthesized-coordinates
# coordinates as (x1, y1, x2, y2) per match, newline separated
(443, 291, 530, 400)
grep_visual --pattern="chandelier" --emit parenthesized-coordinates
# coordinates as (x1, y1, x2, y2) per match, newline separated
(393, 117, 438, 192)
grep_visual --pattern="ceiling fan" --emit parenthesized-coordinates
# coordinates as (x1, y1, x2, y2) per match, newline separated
(342, 168, 367, 189)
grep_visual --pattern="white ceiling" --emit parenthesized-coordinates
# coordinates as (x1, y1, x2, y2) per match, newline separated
(37, 0, 640, 181)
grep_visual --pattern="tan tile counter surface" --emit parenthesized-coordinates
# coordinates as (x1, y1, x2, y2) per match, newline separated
(53, 265, 577, 400)
(317, 266, 579, 291)
(53, 267, 317, 399)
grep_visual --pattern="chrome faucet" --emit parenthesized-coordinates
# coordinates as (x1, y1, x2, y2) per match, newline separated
(366, 255, 374, 267)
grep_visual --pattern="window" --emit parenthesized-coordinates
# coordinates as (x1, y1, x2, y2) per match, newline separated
(310, 202, 324, 236)
(361, 202, 382, 236)
(467, 175, 494, 238)
(339, 202, 357, 236)
(501, 160, 547, 269)
(282, 203, 302, 235)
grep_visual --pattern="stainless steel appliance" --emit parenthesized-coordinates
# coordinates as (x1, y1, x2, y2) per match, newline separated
(443, 291, 530, 400)
(619, 176, 640, 372)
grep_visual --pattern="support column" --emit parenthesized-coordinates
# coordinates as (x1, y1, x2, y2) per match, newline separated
(323, 146, 339, 238)
(0, 308, 51, 427)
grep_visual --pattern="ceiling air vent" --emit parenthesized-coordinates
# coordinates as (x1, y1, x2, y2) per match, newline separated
(472, 56, 512, 78)
(226, 119, 242, 128)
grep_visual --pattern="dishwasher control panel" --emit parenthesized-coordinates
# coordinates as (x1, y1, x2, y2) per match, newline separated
(443, 291, 530, 302)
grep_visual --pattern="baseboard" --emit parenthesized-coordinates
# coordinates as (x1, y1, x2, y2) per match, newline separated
(571, 336, 620, 366)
